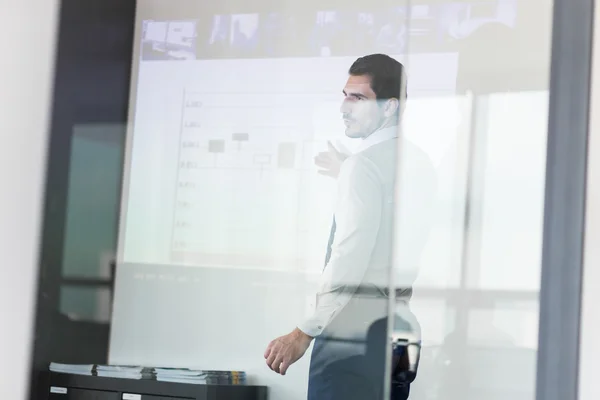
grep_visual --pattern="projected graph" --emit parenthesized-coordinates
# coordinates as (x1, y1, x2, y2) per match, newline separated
(176, 90, 336, 167)
(169, 90, 339, 266)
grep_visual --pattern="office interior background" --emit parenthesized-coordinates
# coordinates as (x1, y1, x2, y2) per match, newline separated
(2, 0, 600, 399)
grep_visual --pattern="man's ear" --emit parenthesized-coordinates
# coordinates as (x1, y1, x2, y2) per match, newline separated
(384, 98, 400, 117)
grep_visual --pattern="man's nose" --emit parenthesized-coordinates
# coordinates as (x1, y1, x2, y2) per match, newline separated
(340, 98, 350, 114)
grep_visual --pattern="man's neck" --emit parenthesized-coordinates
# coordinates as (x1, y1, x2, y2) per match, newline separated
(378, 119, 398, 131)
(362, 123, 399, 140)
(356, 125, 399, 153)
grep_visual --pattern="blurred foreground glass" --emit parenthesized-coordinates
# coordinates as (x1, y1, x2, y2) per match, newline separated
(395, 4, 552, 400)
(106, 1, 554, 400)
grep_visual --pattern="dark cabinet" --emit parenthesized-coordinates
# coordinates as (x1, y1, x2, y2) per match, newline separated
(39, 372, 267, 400)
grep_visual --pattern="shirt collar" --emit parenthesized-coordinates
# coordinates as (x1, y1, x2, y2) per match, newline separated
(355, 125, 399, 153)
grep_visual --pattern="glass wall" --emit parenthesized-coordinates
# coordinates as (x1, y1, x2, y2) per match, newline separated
(392, 3, 553, 400)
(111, 3, 415, 399)
(107, 1, 556, 399)
(59, 124, 123, 324)
(34, 0, 566, 400)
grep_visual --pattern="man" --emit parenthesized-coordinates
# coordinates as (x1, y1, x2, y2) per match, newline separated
(264, 54, 436, 399)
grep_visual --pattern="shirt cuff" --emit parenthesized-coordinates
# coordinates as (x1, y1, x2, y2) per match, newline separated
(297, 318, 325, 338)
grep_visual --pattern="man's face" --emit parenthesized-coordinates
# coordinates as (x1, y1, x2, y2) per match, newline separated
(340, 74, 387, 139)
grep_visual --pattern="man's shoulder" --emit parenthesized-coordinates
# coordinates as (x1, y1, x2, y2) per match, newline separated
(401, 138, 433, 164)
(340, 148, 393, 188)
(352, 138, 431, 172)
(355, 137, 437, 184)
(341, 152, 379, 174)
(354, 138, 398, 168)
(397, 138, 437, 180)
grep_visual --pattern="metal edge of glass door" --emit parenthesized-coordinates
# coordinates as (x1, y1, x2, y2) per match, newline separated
(536, 0, 595, 399)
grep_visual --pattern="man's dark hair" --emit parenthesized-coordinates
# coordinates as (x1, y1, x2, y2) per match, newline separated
(349, 54, 407, 101)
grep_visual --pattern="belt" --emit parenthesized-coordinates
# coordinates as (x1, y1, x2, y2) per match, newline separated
(354, 285, 413, 301)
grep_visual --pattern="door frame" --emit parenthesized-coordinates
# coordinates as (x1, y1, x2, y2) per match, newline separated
(536, 0, 595, 399)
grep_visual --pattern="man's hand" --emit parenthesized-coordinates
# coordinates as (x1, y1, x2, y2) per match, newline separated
(264, 328, 313, 375)
(314, 141, 350, 178)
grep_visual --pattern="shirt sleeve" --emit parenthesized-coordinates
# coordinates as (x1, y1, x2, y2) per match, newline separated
(298, 155, 382, 337)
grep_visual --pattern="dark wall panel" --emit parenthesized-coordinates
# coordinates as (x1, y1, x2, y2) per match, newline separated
(30, 0, 135, 398)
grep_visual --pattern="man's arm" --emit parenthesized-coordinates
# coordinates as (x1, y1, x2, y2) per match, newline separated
(264, 327, 313, 376)
(264, 155, 382, 375)
(264, 156, 382, 375)
(299, 155, 383, 336)
(314, 141, 350, 178)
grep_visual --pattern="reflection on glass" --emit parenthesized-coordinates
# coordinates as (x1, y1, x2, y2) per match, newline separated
(403, 12, 551, 400)
(60, 286, 112, 323)
(62, 124, 123, 279)
(107, 1, 553, 400)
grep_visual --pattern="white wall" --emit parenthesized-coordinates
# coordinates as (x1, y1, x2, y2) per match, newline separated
(578, 2, 600, 399)
(0, 0, 58, 398)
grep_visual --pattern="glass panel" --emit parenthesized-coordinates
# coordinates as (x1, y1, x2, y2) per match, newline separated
(111, 2, 416, 399)
(60, 286, 112, 323)
(61, 123, 123, 278)
(475, 92, 547, 292)
(40, 1, 555, 400)
(394, 1, 554, 399)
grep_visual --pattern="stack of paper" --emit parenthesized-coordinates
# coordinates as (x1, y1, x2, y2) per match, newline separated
(155, 368, 246, 385)
(49, 363, 246, 385)
(96, 365, 153, 380)
(49, 363, 94, 376)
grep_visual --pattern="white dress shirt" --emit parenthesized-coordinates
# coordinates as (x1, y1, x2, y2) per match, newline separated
(299, 126, 437, 338)
(354, 125, 399, 153)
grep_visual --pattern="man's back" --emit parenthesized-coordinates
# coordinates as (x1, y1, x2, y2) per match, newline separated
(312, 137, 436, 400)
(313, 135, 436, 356)
(343, 136, 437, 291)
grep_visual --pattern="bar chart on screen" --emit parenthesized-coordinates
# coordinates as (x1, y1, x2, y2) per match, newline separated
(169, 90, 339, 269)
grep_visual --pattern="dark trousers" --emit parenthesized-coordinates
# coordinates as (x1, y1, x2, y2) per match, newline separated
(307, 316, 415, 400)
